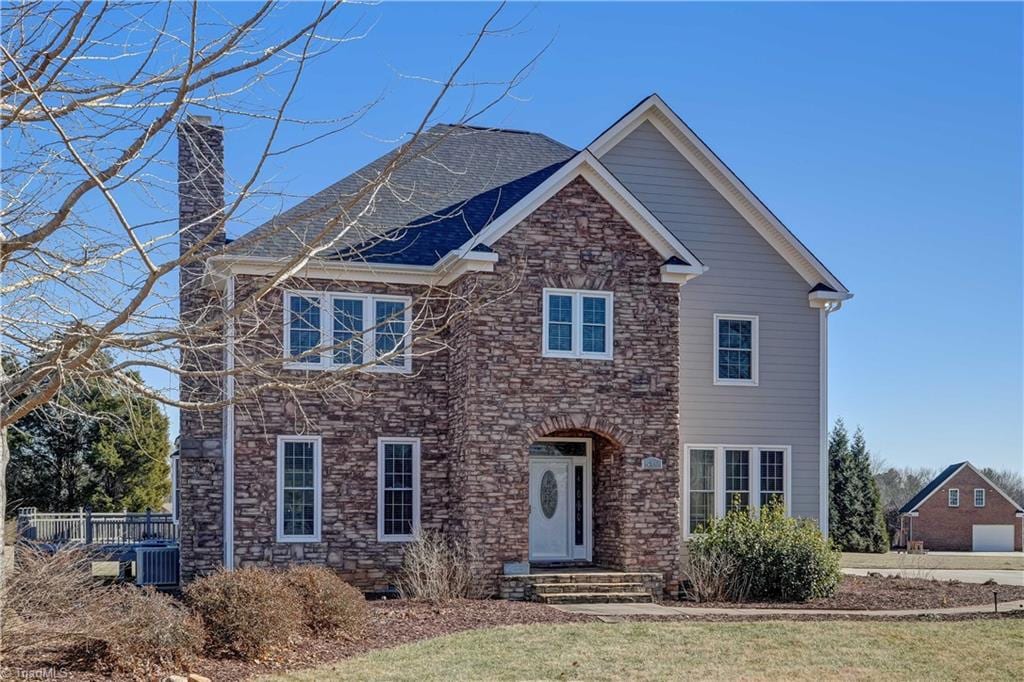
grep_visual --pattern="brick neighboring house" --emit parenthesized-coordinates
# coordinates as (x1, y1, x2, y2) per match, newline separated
(174, 94, 854, 596)
(897, 462, 1024, 552)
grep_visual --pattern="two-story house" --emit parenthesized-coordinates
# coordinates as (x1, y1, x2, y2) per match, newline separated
(175, 94, 852, 597)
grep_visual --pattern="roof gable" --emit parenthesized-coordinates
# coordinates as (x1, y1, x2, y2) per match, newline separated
(900, 461, 1024, 514)
(589, 94, 850, 297)
(454, 150, 705, 274)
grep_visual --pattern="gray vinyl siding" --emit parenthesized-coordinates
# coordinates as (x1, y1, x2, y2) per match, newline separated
(601, 121, 822, 522)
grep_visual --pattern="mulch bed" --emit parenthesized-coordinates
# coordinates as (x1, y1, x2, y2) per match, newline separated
(676, 574, 1024, 610)
(8, 577, 1023, 681)
(6, 599, 593, 682)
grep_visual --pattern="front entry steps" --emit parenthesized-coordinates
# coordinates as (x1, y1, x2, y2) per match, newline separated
(499, 570, 664, 604)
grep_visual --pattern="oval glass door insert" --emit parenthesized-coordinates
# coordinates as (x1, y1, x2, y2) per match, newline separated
(540, 470, 558, 518)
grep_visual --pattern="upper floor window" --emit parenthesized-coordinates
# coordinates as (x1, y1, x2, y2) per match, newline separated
(974, 488, 985, 507)
(277, 436, 321, 542)
(542, 289, 613, 360)
(714, 314, 758, 386)
(948, 488, 960, 507)
(284, 291, 411, 372)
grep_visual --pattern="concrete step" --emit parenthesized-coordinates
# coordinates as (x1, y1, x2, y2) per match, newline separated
(537, 591, 655, 605)
(532, 581, 646, 594)
(528, 572, 658, 584)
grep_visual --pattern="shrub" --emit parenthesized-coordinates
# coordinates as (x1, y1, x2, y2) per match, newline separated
(283, 565, 367, 637)
(2, 546, 202, 674)
(686, 501, 841, 602)
(79, 586, 204, 673)
(2, 545, 118, 657)
(395, 530, 476, 601)
(184, 567, 303, 659)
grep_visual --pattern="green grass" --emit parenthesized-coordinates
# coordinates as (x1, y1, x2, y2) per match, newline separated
(264, 620, 1023, 681)
(841, 552, 1024, 571)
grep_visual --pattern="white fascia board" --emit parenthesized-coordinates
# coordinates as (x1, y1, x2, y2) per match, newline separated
(589, 94, 849, 296)
(660, 262, 703, 285)
(456, 150, 706, 271)
(809, 290, 854, 311)
(204, 253, 494, 289)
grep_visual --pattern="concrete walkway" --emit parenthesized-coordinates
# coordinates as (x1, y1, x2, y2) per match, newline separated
(555, 598, 1024, 618)
(842, 567, 1024, 587)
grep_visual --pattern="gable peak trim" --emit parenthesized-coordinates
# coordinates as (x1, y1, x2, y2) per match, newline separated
(589, 94, 850, 297)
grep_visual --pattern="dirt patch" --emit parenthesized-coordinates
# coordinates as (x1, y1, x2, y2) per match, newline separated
(679, 574, 1024, 610)
(5, 599, 593, 682)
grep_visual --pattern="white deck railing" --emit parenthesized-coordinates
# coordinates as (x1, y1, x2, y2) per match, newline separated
(16, 508, 177, 544)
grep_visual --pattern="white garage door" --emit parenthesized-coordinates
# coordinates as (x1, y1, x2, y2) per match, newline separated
(972, 525, 1015, 552)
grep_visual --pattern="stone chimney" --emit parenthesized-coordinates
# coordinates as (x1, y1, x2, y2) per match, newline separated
(177, 115, 227, 579)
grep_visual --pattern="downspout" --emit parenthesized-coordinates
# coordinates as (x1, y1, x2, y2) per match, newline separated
(818, 306, 829, 536)
(223, 274, 235, 569)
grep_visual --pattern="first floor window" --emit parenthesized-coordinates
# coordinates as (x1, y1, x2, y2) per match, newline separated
(378, 438, 420, 541)
(685, 445, 790, 537)
(725, 449, 750, 512)
(714, 314, 758, 385)
(277, 436, 321, 542)
(543, 289, 613, 359)
(948, 488, 960, 507)
(759, 449, 785, 509)
(688, 449, 715, 534)
(974, 488, 986, 507)
(285, 291, 411, 372)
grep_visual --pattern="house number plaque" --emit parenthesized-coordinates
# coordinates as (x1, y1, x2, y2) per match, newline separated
(641, 456, 664, 470)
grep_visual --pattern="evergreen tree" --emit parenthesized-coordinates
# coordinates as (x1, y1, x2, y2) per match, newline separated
(5, 357, 170, 514)
(828, 418, 856, 549)
(850, 427, 889, 553)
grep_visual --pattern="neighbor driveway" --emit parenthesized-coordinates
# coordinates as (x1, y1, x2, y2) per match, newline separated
(842, 567, 1024, 587)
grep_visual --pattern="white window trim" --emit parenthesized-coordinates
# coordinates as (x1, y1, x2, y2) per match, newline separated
(682, 444, 791, 539)
(974, 488, 985, 507)
(276, 435, 322, 543)
(377, 437, 421, 542)
(542, 288, 614, 360)
(713, 314, 759, 386)
(283, 290, 413, 373)
(948, 488, 960, 507)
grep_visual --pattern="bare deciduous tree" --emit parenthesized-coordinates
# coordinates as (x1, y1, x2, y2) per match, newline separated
(1, 0, 538, 630)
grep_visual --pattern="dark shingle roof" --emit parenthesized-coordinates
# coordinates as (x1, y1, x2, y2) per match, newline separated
(228, 124, 576, 262)
(810, 282, 837, 293)
(341, 160, 569, 265)
(899, 462, 967, 514)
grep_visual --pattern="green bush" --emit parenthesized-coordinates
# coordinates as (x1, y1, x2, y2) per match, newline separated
(184, 567, 303, 659)
(283, 565, 367, 637)
(686, 501, 841, 602)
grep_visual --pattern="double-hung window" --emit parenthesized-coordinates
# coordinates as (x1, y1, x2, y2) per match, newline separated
(725, 449, 750, 512)
(378, 437, 421, 542)
(277, 436, 321, 542)
(542, 289, 613, 359)
(688, 448, 716, 534)
(684, 445, 790, 537)
(714, 314, 758, 385)
(948, 488, 960, 507)
(974, 488, 986, 507)
(284, 291, 411, 372)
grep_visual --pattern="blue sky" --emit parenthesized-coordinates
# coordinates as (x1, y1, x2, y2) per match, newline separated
(163, 2, 1023, 472)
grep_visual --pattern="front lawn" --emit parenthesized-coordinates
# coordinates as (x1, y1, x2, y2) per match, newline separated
(841, 552, 1024, 571)
(266, 619, 1023, 681)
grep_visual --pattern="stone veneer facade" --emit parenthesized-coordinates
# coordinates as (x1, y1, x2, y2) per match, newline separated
(179, 172, 684, 594)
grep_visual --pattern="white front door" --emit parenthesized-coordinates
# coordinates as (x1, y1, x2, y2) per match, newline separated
(529, 457, 572, 561)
